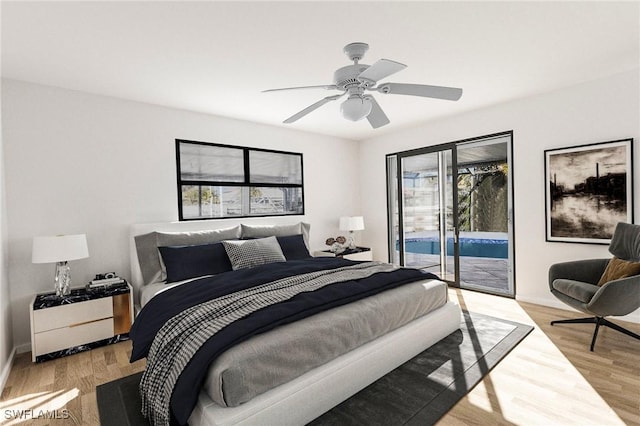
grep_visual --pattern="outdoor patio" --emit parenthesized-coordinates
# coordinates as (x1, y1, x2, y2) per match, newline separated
(403, 252, 510, 295)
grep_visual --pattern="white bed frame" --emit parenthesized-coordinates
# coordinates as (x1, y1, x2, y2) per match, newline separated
(190, 302, 460, 426)
(129, 220, 462, 426)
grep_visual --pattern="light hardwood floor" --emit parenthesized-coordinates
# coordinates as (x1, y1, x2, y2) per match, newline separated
(443, 289, 640, 426)
(1, 289, 638, 425)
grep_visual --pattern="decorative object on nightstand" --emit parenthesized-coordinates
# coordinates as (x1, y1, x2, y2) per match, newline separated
(340, 216, 365, 249)
(325, 236, 347, 253)
(88, 272, 126, 289)
(32, 234, 89, 297)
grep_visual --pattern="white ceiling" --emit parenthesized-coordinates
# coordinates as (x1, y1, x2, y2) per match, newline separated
(2, 1, 638, 141)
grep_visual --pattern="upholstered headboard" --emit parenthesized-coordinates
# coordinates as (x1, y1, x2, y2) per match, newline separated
(129, 219, 310, 305)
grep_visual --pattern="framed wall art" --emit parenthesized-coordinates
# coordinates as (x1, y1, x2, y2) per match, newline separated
(545, 138, 634, 244)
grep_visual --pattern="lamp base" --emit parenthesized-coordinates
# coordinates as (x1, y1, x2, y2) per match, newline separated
(54, 261, 71, 297)
(347, 231, 357, 249)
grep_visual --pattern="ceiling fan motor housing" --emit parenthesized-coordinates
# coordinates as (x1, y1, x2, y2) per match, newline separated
(334, 64, 370, 90)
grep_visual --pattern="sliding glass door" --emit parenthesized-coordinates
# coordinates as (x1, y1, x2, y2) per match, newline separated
(387, 132, 514, 296)
(388, 147, 459, 283)
(456, 136, 513, 296)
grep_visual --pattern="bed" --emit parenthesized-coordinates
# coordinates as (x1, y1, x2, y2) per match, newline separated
(128, 220, 461, 426)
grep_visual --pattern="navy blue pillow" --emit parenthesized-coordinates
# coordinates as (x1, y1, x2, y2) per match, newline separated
(158, 242, 232, 283)
(276, 234, 311, 260)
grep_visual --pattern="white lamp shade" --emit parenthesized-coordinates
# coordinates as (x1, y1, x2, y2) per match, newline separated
(32, 234, 89, 263)
(339, 216, 365, 232)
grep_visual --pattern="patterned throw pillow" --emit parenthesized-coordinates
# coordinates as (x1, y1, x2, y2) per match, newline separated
(222, 236, 286, 270)
(597, 256, 640, 286)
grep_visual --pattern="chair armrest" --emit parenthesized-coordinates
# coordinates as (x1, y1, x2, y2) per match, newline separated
(548, 259, 609, 292)
(587, 275, 640, 317)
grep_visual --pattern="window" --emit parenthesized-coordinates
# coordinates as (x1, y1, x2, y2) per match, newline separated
(176, 140, 304, 220)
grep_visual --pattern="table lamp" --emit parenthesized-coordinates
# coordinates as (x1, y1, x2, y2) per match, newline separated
(32, 234, 89, 297)
(339, 216, 365, 249)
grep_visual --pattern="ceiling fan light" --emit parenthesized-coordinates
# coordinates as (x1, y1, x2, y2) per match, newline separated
(340, 96, 372, 121)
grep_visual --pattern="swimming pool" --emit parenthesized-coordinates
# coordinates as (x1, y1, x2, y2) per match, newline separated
(399, 237, 508, 259)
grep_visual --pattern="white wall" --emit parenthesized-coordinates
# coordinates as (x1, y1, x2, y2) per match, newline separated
(359, 69, 640, 322)
(0, 8, 15, 390)
(3, 69, 639, 352)
(2, 79, 361, 349)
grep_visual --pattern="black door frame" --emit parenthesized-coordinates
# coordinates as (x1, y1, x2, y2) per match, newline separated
(386, 130, 515, 296)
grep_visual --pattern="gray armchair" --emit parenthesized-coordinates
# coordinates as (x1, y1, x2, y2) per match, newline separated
(549, 222, 640, 351)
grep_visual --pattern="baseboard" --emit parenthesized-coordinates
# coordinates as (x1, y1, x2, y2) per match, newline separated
(516, 295, 577, 312)
(0, 346, 16, 396)
(15, 342, 31, 354)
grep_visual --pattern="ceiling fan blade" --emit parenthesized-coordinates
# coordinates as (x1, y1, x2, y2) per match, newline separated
(358, 59, 407, 83)
(283, 93, 345, 124)
(376, 83, 462, 101)
(365, 96, 390, 129)
(263, 85, 337, 93)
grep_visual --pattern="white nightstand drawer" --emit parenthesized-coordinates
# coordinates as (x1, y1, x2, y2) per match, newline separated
(34, 318, 114, 356)
(33, 297, 113, 333)
(344, 251, 373, 261)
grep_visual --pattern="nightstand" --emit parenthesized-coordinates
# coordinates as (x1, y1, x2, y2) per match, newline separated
(314, 246, 373, 261)
(30, 281, 134, 362)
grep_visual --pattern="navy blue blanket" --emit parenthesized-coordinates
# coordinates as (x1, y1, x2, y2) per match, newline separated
(130, 258, 434, 425)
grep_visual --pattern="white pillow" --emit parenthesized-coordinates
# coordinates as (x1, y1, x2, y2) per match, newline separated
(222, 236, 286, 270)
(240, 222, 311, 249)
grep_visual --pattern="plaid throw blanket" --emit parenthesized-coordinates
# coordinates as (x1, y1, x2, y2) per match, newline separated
(140, 261, 399, 426)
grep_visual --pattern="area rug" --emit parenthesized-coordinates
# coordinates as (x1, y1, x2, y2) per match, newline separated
(96, 311, 533, 426)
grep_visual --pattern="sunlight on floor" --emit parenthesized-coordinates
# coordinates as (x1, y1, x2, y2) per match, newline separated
(448, 288, 628, 426)
(0, 388, 80, 425)
(465, 380, 494, 412)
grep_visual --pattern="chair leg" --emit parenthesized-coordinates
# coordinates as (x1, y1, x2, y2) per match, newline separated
(601, 318, 640, 340)
(550, 316, 640, 351)
(550, 317, 597, 326)
(590, 317, 602, 352)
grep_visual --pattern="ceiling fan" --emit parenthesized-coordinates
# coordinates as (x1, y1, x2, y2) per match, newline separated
(263, 42, 463, 129)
